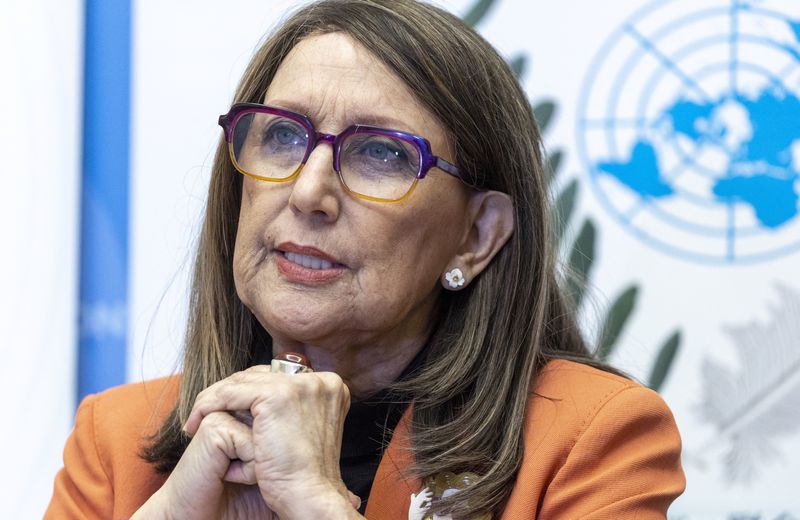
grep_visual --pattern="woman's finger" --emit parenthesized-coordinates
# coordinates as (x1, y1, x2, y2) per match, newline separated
(184, 371, 348, 436)
(223, 460, 257, 486)
(347, 491, 361, 510)
(153, 410, 259, 518)
(242, 364, 271, 374)
(182, 372, 272, 434)
(194, 411, 256, 479)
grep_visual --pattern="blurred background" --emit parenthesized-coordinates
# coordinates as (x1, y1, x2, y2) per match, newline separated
(2, 0, 799, 517)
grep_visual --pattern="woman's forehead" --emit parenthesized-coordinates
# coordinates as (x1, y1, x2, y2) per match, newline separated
(263, 33, 444, 139)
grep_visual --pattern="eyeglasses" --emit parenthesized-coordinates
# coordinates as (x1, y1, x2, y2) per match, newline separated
(218, 103, 464, 203)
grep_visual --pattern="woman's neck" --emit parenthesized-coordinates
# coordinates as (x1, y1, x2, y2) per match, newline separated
(270, 337, 427, 400)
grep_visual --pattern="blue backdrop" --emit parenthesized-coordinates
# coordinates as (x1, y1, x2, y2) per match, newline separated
(77, 0, 131, 401)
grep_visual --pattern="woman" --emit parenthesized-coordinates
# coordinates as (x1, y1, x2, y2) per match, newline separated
(46, 0, 685, 518)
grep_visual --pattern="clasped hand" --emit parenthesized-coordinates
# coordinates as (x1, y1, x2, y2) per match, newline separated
(133, 365, 362, 519)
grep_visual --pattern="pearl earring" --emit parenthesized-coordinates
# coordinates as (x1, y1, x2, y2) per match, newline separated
(444, 268, 466, 289)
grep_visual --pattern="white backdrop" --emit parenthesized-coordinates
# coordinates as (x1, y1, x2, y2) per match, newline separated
(0, 0, 81, 516)
(5, 0, 799, 517)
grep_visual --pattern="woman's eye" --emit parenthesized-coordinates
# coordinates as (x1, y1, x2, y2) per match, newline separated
(264, 122, 306, 147)
(275, 128, 299, 145)
(361, 140, 406, 162)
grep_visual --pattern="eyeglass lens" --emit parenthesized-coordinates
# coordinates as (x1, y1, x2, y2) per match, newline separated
(232, 112, 421, 200)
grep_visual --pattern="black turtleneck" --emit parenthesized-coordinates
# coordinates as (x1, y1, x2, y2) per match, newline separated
(339, 347, 427, 514)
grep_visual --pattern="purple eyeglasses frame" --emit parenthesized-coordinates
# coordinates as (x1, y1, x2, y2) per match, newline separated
(218, 102, 467, 203)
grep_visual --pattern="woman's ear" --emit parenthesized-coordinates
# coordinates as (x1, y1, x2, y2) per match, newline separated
(441, 190, 514, 290)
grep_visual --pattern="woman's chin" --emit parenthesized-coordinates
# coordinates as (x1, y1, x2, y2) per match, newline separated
(261, 313, 351, 348)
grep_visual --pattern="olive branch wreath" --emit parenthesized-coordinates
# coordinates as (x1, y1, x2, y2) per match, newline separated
(464, 0, 681, 391)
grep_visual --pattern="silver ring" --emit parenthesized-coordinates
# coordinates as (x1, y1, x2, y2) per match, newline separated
(270, 358, 313, 374)
(230, 353, 312, 426)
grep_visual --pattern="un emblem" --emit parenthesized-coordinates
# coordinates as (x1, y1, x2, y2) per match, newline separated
(577, 0, 800, 264)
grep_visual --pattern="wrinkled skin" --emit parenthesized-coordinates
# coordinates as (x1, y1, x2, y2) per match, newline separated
(133, 31, 513, 519)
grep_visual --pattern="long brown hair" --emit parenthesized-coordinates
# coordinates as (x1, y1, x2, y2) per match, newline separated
(144, 0, 611, 516)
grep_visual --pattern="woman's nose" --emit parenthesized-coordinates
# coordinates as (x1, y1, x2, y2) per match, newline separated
(287, 141, 341, 222)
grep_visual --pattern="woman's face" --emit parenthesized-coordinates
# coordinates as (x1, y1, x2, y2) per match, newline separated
(233, 32, 473, 358)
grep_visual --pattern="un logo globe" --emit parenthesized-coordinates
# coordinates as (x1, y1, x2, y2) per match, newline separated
(577, 0, 800, 264)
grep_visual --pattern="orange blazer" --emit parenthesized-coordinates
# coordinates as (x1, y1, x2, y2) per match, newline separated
(46, 360, 685, 519)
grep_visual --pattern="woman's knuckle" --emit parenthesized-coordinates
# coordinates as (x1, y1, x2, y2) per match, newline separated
(320, 372, 344, 391)
(193, 387, 210, 405)
(216, 383, 235, 400)
(227, 371, 245, 383)
(196, 411, 224, 433)
(244, 364, 269, 373)
(253, 380, 292, 408)
(251, 399, 272, 417)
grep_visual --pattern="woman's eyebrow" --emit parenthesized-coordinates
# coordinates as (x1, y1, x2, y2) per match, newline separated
(348, 113, 414, 131)
(263, 99, 313, 117)
(265, 98, 415, 132)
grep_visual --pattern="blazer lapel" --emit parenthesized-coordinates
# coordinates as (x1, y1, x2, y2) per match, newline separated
(365, 406, 422, 519)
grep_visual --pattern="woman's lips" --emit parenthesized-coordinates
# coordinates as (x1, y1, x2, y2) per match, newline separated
(274, 242, 346, 284)
(283, 251, 337, 270)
